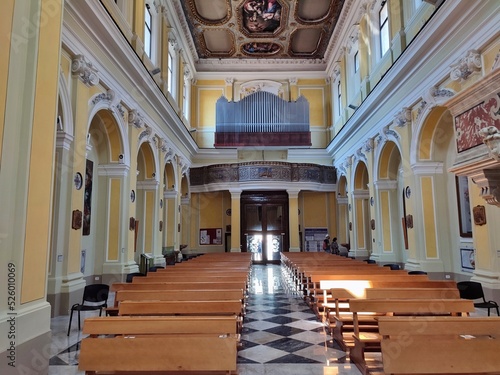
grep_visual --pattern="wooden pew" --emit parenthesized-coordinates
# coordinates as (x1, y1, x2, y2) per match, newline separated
(378, 316, 500, 374)
(324, 287, 460, 312)
(79, 316, 239, 374)
(306, 274, 429, 309)
(134, 275, 247, 284)
(325, 285, 459, 351)
(347, 299, 475, 375)
(112, 281, 247, 290)
(106, 288, 246, 316)
(115, 289, 245, 304)
(118, 300, 244, 317)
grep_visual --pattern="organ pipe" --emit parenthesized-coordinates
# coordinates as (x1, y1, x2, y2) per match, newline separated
(215, 91, 309, 133)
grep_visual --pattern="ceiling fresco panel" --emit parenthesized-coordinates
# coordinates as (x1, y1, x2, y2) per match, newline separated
(177, 0, 345, 63)
(240, 0, 287, 36)
(191, 0, 231, 24)
(296, 0, 334, 23)
(199, 29, 235, 57)
(290, 28, 323, 55)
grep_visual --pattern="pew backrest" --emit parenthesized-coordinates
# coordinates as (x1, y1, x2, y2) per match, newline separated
(378, 316, 500, 374)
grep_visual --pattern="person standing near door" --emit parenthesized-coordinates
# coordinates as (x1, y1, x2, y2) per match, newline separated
(323, 234, 331, 253)
(331, 237, 339, 255)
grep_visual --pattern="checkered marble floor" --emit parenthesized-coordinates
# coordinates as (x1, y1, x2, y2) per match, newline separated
(235, 264, 361, 374)
(47, 264, 362, 375)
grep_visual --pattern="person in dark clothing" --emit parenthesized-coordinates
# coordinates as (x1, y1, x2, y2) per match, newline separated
(323, 234, 331, 253)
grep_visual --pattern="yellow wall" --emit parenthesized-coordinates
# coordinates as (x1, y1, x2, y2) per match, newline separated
(421, 176, 437, 258)
(380, 191, 392, 251)
(198, 88, 224, 128)
(166, 198, 176, 248)
(302, 192, 328, 227)
(132, 0, 145, 41)
(469, 182, 489, 270)
(419, 107, 447, 160)
(482, 39, 500, 71)
(145, 191, 154, 251)
(0, 0, 15, 162)
(298, 87, 325, 127)
(338, 205, 348, 244)
(355, 199, 365, 248)
(199, 192, 224, 227)
(21, 0, 63, 303)
(107, 179, 121, 260)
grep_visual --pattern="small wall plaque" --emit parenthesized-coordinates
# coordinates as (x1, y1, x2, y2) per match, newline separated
(72, 209, 82, 230)
(472, 205, 486, 226)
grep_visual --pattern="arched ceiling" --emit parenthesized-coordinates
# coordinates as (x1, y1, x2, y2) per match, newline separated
(172, 0, 346, 72)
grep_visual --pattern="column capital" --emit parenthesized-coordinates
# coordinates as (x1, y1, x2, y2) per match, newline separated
(71, 55, 99, 86)
(229, 189, 242, 198)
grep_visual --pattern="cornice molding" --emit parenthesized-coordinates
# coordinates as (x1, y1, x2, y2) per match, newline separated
(97, 164, 130, 177)
(137, 179, 160, 190)
(411, 162, 444, 175)
(374, 179, 398, 190)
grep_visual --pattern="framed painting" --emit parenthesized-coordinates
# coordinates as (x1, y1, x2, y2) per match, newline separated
(455, 176, 472, 237)
(460, 248, 475, 272)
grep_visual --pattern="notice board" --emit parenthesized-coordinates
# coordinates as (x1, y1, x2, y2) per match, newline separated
(304, 228, 328, 252)
(199, 228, 222, 245)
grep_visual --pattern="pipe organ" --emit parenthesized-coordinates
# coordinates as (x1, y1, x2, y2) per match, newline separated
(215, 91, 311, 147)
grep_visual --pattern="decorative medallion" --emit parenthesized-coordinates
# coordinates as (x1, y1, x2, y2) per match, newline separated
(405, 186, 411, 199)
(74, 172, 83, 190)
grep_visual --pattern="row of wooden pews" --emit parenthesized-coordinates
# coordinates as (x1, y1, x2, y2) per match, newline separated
(78, 252, 252, 375)
(281, 252, 500, 375)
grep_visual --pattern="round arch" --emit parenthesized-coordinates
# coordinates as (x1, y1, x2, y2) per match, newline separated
(353, 161, 369, 190)
(88, 103, 129, 165)
(408, 104, 459, 273)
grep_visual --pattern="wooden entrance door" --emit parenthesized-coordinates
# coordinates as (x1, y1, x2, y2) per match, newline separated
(241, 191, 289, 263)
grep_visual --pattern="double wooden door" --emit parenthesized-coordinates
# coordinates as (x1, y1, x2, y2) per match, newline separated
(241, 191, 289, 264)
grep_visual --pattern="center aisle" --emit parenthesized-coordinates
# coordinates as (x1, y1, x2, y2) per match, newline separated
(237, 264, 362, 375)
